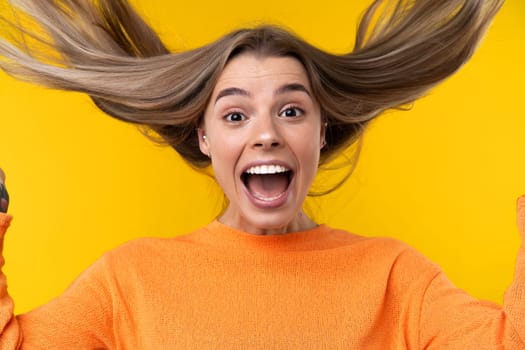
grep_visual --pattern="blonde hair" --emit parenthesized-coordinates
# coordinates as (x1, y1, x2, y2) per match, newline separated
(0, 0, 503, 171)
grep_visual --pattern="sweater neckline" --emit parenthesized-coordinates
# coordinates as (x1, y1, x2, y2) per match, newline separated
(192, 220, 355, 251)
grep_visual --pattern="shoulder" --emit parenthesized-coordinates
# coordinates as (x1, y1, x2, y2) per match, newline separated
(103, 231, 201, 265)
(84, 230, 207, 290)
(326, 226, 442, 280)
(327, 226, 424, 257)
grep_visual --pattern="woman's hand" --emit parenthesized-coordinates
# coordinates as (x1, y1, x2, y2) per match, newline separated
(0, 169, 9, 213)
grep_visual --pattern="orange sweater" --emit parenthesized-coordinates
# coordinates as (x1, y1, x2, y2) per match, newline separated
(0, 207, 524, 349)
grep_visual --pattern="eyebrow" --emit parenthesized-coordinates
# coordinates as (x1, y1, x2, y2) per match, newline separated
(214, 83, 312, 104)
(215, 87, 250, 104)
(275, 83, 312, 98)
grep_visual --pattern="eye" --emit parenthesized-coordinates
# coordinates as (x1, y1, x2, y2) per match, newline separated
(279, 106, 304, 118)
(224, 112, 246, 122)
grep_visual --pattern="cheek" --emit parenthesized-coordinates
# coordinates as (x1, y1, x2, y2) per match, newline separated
(288, 129, 322, 176)
(296, 122, 322, 147)
(209, 132, 245, 165)
(208, 134, 244, 189)
(205, 119, 242, 157)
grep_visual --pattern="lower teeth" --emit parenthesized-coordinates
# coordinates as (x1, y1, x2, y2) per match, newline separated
(251, 191, 284, 201)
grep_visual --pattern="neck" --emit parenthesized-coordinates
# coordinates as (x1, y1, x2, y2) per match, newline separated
(218, 209, 317, 235)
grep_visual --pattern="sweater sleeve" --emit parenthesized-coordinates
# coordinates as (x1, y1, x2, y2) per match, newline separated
(0, 214, 21, 348)
(418, 198, 525, 349)
(0, 213, 116, 349)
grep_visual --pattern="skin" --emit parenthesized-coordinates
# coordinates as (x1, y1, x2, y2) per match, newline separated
(198, 53, 326, 235)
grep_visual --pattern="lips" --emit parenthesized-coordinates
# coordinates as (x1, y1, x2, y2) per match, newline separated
(241, 162, 294, 208)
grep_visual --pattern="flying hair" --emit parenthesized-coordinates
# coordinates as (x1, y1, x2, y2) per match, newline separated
(0, 0, 504, 172)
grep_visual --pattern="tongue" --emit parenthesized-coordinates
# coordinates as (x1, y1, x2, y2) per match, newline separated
(246, 173, 289, 199)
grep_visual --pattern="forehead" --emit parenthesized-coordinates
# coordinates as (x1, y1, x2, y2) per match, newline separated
(213, 54, 311, 91)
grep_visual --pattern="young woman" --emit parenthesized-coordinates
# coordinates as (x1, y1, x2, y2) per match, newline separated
(1, 0, 523, 348)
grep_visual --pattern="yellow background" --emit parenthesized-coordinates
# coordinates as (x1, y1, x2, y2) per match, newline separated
(1, 0, 524, 313)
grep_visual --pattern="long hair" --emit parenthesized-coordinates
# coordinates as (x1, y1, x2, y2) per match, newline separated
(0, 0, 504, 170)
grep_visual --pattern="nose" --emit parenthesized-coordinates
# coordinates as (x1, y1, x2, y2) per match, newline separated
(251, 115, 283, 150)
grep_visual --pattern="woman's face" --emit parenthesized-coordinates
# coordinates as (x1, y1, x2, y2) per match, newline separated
(199, 53, 325, 235)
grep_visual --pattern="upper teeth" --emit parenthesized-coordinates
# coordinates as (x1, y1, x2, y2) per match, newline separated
(245, 165, 289, 175)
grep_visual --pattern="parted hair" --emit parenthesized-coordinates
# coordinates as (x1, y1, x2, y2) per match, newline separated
(0, 0, 503, 169)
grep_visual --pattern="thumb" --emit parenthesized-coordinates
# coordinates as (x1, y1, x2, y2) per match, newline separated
(0, 168, 8, 213)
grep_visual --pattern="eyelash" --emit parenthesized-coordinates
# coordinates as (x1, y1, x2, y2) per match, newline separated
(223, 111, 246, 122)
(222, 105, 305, 122)
(279, 105, 304, 118)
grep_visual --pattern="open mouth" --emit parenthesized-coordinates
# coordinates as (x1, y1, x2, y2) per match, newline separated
(241, 164, 294, 202)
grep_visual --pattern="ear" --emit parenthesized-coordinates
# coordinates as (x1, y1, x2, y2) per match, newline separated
(320, 121, 327, 149)
(197, 128, 210, 157)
